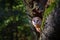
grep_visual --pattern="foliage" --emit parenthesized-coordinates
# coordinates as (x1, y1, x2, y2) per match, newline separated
(0, 0, 33, 40)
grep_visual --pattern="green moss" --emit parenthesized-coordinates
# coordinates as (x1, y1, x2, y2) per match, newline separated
(41, 2, 56, 30)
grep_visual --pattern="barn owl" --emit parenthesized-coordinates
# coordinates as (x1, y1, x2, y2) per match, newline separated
(32, 17, 42, 33)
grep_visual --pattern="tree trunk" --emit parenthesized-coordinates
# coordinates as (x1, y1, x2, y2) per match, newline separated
(39, 7, 60, 40)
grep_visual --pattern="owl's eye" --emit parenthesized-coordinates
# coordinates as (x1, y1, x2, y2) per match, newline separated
(37, 20, 39, 22)
(34, 20, 35, 22)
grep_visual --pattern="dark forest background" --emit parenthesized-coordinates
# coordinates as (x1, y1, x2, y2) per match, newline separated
(0, 0, 33, 40)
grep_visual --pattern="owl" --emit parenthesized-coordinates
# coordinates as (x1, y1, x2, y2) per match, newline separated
(32, 17, 42, 33)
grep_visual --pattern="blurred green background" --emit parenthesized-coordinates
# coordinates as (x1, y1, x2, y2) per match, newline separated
(0, 0, 33, 40)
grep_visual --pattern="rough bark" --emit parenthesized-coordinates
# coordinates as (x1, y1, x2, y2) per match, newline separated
(39, 8, 60, 40)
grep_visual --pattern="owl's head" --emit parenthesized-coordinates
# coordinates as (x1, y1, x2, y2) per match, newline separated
(32, 17, 42, 32)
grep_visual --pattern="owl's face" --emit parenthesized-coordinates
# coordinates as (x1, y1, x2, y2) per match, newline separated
(32, 17, 42, 32)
